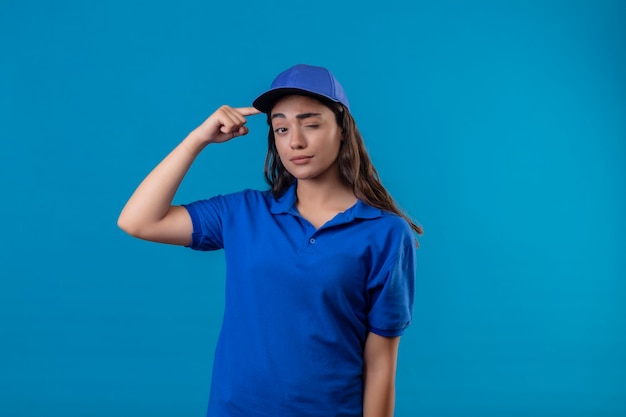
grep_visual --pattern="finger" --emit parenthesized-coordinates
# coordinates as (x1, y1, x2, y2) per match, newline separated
(236, 126, 249, 137)
(218, 108, 245, 134)
(235, 107, 262, 117)
(230, 126, 249, 139)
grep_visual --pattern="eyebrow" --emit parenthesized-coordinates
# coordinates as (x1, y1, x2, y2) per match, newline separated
(270, 112, 322, 120)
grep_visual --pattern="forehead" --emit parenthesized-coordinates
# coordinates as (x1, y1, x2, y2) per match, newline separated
(270, 95, 333, 118)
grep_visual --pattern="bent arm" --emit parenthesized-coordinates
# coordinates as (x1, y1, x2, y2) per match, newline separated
(117, 133, 203, 245)
(363, 332, 400, 417)
(117, 106, 260, 245)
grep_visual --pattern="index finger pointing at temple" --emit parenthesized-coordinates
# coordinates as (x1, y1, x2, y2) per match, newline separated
(236, 107, 262, 116)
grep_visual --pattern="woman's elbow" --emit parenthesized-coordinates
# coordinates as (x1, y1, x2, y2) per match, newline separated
(117, 213, 143, 237)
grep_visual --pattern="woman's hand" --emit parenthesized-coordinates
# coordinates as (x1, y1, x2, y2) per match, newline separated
(189, 105, 261, 146)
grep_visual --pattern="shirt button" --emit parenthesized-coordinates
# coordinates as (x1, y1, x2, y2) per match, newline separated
(309, 238, 316, 244)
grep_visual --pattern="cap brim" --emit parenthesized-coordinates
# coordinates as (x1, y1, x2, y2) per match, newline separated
(252, 88, 339, 113)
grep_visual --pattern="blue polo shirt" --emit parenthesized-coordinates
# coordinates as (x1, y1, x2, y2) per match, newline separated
(184, 183, 416, 417)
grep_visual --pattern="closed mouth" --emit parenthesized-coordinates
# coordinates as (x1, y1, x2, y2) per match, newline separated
(290, 155, 313, 161)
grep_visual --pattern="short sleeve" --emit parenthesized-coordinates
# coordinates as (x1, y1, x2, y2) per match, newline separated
(367, 237, 416, 337)
(183, 195, 229, 251)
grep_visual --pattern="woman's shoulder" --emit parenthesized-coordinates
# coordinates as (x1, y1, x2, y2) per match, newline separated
(359, 202, 413, 232)
(356, 204, 417, 248)
(184, 188, 274, 212)
(382, 212, 415, 239)
(197, 187, 271, 202)
(219, 187, 273, 201)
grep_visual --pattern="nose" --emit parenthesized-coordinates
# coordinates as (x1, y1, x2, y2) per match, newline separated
(289, 127, 306, 149)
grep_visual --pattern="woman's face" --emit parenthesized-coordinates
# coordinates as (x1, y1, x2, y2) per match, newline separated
(270, 95, 342, 182)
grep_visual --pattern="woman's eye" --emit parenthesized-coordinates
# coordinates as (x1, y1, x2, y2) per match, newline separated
(274, 127, 287, 134)
(305, 124, 319, 129)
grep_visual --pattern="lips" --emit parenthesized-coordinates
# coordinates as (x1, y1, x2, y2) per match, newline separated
(290, 155, 313, 161)
(290, 155, 313, 165)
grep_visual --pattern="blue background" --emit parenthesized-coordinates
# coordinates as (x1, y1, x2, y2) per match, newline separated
(1, 0, 624, 416)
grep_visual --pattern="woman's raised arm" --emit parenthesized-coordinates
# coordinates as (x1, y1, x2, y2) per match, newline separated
(117, 106, 260, 245)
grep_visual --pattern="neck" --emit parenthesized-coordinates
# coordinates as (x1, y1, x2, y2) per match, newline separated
(295, 175, 356, 211)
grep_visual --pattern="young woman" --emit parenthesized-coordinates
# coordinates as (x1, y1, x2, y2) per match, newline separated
(118, 64, 422, 417)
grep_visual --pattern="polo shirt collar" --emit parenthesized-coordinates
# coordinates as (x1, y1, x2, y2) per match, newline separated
(270, 182, 382, 220)
(352, 199, 383, 219)
(270, 182, 298, 214)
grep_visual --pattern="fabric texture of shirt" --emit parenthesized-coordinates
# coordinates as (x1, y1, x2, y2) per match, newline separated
(184, 183, 416, 417)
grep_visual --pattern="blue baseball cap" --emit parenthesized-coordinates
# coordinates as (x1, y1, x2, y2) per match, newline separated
(253, 64, 350, 113)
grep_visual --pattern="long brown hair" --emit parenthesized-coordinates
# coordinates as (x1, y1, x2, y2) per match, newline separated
(264, 96, 423, 241)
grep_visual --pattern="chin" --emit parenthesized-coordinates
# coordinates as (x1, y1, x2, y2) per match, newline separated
(289, 173, 320, 181)
(289, 169, 336, 183)
(285, 167, 315, 179)
(285, 162, 338, 182)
